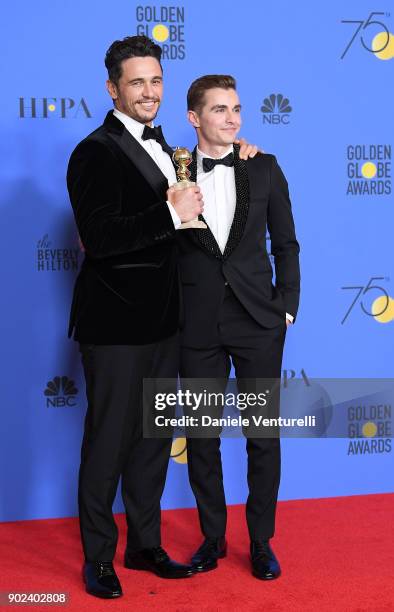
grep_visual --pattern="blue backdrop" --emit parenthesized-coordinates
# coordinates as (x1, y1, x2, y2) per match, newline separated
(1, 0, 393, 522)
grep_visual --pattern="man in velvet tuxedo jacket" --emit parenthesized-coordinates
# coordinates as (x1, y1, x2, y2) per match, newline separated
(177, 76, 300, 580)
(67, 36, 204, 598)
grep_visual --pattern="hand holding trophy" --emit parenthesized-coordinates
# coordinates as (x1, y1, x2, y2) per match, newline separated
(171, 147, 207, 230)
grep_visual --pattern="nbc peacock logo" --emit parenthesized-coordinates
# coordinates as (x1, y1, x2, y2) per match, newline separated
(44, 376, 78, 407)
(260, 94, 292, 125)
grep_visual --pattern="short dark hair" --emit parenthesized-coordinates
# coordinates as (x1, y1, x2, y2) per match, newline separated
(105, 36, 162, 85)
(187, 75, 236, 113)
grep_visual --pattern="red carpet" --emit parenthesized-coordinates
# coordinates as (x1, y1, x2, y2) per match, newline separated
(1, 494, 393, 611)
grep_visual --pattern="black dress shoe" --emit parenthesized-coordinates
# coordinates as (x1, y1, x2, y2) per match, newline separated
(124, 546, 195, 578)
(191, 537, 227, 572)
(250, 541, 281, 580)
(83, 561, 122, 598)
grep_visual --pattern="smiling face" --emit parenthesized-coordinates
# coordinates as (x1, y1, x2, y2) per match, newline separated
(188, 87, 242, 153)
(106, 56, 163, 125)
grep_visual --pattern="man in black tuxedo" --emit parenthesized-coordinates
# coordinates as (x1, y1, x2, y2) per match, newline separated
(177, 75, 300, 580)
(67, 36, 205, 598)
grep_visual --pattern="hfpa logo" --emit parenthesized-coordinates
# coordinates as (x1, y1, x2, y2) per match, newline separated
(261, 94, 292, 125)
(19, 97, 92, 119)
(44, 376, 78, 407)
(282, 369, 310, 388)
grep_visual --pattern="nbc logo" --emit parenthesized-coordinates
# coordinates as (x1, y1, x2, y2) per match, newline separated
(44, 376, 78, 407)
(261, 94, 292, 125)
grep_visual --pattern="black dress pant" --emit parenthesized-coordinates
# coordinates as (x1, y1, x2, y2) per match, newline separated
(78, 334, 179, 562)
(180, 286, 286, 542)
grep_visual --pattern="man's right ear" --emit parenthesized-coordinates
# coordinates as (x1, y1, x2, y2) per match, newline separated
(106, 80, 118, 101)
(187, 109, 200, 128)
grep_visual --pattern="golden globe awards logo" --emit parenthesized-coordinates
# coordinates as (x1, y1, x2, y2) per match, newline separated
(346, 145, 391, 195)
(136, 5, 185, 60)
(19, 98, 91, 119)
(347, 404, 392, 455)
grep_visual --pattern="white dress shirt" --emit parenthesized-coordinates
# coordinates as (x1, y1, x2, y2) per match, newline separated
(196, 146, 293, 323)
(196, 146, 236, 253)
(113, 109, 181, 228)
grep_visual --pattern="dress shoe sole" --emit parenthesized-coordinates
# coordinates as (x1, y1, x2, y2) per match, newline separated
(85, 587, 123, 598)
(124, 558, 194, 579)
(252, 569, 281, 581)
(192, 549, 227, 573)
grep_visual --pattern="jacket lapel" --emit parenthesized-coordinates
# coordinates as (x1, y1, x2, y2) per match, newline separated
(223, 144, 250, 259)
(104, 111, 169, 200)
(189, 148, 223, 260)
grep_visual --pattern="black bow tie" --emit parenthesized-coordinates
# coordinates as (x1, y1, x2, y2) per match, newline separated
(141, 124, 173, 157)
(202, 152, 234, 173)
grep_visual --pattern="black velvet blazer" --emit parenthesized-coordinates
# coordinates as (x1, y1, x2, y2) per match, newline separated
(67, 111, 179, 344)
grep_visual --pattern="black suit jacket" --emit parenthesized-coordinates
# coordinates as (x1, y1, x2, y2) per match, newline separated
(67, 111, 179, 345)
(177, 145, 300, 346)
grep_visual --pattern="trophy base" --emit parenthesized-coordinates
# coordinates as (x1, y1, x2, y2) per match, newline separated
(179, 219, 207, 230)
(172, 179, 207, 229)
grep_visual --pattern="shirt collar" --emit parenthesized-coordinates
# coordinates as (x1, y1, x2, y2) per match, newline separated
(113, 108, 154, 140)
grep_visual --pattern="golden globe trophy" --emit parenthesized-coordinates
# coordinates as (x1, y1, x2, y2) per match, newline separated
(172, 147, 207, 229)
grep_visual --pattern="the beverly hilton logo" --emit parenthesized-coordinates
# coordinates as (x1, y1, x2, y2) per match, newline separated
(136, 5, 185, 59)
(346, 145, 391, 195)
(260, 94, 292, 125)
(37, 235, 80, 272)
(44, 376, 78, 407)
